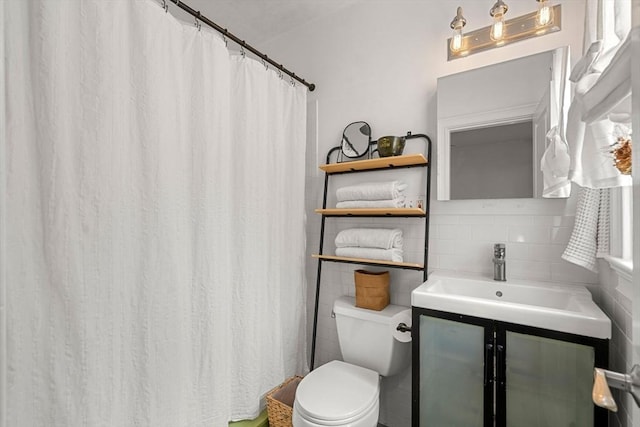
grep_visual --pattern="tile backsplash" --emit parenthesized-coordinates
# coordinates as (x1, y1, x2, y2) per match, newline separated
(429, 213, 598, 285)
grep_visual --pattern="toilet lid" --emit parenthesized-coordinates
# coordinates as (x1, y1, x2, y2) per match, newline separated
(295, 360, 379, 423)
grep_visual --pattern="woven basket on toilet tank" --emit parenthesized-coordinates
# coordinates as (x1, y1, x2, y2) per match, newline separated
(354, 269, 390, 311)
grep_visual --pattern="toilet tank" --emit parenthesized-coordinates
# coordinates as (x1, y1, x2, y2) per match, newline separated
(333, 296, 411, 376)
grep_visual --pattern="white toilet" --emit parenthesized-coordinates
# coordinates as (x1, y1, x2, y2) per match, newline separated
(292, 296, 411, 427)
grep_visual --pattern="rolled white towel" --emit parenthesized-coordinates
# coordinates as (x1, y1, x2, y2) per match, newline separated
(336, 180, 407, 202)
(335, 247, 403, 263)
(335, 228, 403, 250)
(335, 198, 405, 209)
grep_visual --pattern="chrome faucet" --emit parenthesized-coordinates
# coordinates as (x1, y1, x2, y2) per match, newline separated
(493, 243, 506, 281)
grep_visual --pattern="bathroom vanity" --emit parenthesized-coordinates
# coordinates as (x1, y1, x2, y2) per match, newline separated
(411, 273, 611, 427)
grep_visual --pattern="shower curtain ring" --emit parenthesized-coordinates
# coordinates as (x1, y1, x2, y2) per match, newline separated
(162, 0, 168, 12)
(240, 45, 246, 58)
(195, 14, 202, 31)
(262, 57, 268, 70)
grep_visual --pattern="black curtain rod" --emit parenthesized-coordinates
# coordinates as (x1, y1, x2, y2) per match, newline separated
(168, 0, 316, 92)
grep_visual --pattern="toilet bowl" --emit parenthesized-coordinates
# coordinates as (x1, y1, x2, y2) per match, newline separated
(292, 296, 411, 427)
(292, 360, 379, 427)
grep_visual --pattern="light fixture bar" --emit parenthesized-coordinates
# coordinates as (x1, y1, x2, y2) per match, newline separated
(447, 4, 561, 61)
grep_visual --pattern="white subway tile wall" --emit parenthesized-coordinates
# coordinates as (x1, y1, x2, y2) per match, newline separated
(429, 213, 597, 284)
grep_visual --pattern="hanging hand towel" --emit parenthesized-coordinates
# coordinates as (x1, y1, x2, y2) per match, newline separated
(335, 228, 403, 250)
(335, 198, 405, 209)
(335, 247, 404, 263)
(336, 180, 407, 202)
(562, 187, 610, 272)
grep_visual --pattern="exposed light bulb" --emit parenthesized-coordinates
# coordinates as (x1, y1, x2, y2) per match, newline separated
(489, 0, 508, 42)
(536, 0, 553, 26)
(449, 6, 466, 53)
(451, 29, 463, 52)
(490, 14, 505, 41)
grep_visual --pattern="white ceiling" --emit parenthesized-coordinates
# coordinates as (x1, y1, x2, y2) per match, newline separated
(169, 0, 362, 47)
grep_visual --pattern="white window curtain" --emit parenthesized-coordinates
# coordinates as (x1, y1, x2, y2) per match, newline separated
(565, 0, 632, 189)
(2, 1, 307, 426)
(561, 0, 632, 272)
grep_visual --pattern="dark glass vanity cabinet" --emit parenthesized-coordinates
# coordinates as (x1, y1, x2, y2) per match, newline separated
(412, 308, 609, 427)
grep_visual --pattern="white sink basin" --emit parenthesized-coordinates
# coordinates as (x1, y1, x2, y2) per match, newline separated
(412, 273, 611, 339)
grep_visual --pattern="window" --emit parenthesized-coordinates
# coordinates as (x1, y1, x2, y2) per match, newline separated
(594, 0, 633, 281)
(607, 186, 633, 286)
(610, 186, 633, 260)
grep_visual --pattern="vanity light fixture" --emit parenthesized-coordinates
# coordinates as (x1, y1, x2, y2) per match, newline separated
(489, 0, 508, 42)
(449, 7, 467, 53)
(447, 2, 561, 61)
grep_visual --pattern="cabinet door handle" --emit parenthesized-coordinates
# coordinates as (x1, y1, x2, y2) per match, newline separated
(496, 344, 505, 386)
(484, 343, 493, 386)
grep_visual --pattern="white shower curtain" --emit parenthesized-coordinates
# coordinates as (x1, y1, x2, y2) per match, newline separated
(2, 1, 307, 426)
(228, 56, 308, 417)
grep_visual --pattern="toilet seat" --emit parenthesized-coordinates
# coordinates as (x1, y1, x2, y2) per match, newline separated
(294, 360, 379, 425)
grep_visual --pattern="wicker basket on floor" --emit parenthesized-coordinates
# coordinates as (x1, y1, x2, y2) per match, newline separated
(266, 375, 303, 427)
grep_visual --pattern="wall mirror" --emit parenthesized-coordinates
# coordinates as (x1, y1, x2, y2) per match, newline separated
(340, 121, 372, 161)
(436, 46, 569, 200)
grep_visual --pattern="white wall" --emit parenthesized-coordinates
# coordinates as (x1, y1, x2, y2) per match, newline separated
(598, 262, 634, 427)
(258, 1, 628, 426)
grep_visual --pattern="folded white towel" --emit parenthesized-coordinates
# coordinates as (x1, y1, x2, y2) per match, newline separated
(335, 247, 403, 263)
(335, 198, 405, 209)
(336, 181, 407, 202)
(335, 228, 403, 250)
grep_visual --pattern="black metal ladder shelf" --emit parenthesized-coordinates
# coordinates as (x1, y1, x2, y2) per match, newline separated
(309, 132, 433, 370)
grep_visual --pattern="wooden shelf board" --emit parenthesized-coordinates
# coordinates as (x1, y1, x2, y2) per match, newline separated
(319, 153, 428, 173)
(312, 254, 424, 269)
(315, 207, 426, 216)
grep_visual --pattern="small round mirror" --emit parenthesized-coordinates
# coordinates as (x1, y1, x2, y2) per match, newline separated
(341, 121, 371, 160)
